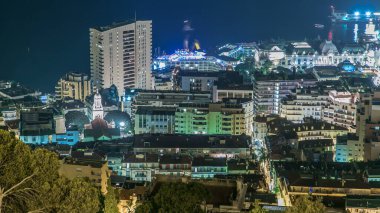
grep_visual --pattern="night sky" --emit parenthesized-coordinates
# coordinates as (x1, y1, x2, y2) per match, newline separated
(0, 0, 379, 92)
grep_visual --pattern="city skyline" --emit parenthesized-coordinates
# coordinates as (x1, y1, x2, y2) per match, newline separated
(3, 1, 380, 212)
(0, 0, 379, 92)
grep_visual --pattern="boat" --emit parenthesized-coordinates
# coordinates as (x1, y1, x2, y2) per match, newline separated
(314, 24, 325, 29)
(329, 6, 380, 23)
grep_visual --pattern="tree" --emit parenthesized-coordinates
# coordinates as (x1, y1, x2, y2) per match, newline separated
(65, 111, 90, 131)
(104, 110, 131, 130)
(0, 130, 101, 213)
(259, 60, 273, 75)
(136, 182, 210, 213)
(135, 201, 154, 213)
(251, 200, 267, 213)
(104, 182, 119, 213)
(58, 178, 101, 213)
(286, 196, 325, 213)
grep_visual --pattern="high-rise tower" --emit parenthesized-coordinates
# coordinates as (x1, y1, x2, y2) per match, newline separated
(90, 20, 153, 95)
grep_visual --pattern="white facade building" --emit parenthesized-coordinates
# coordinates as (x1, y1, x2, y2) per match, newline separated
(264, 40, 378, 70)
(280, 90, 329, 123)
(92, 92, 104, 120)
(90, 21, 152, 95)
(322, 90, 358, 133)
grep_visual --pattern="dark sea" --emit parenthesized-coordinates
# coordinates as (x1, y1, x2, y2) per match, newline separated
(0, 0, 379, 92)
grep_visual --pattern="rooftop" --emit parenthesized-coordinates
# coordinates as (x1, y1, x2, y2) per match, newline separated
(91, 20, 149, 32)
(124, 153, 159, 163)
(159, 154, 192, 165)
(346, 197, 380, 209)
(135, 106, 176, 115)
(192, 157, 226, 167)
(133, 134, 250, 149)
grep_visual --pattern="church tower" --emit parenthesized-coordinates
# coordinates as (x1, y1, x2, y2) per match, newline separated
(92, 91, 104, 120)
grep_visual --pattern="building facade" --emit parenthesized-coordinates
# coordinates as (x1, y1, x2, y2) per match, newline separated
(175, 99, 254, 136)
(55, 72, 92, 102)
(253, 75, 317, 114)
(19, 109, 55, 145)
(280, 89, 328, 123)
(90, 21, 153, 95)
(322, 90, 357, 133)
(134, 106, 176, 134)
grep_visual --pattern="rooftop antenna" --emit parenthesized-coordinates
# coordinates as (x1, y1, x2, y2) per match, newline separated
(134, 10, 137, 22)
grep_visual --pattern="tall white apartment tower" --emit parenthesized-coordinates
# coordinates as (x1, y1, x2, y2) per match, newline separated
(90, 20, 153, 95)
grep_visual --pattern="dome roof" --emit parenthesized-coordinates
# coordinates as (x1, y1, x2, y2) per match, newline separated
(91, 117, 108, 130)
(320, 40, 338, 55)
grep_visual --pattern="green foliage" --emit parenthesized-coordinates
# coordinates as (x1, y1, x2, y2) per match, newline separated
(136, 182, 210, 213)
(286, 196, 326, 213)
(58, 178, 101, 213)
(135, 201, 154, 213)
(251, 200, 267, 213)
(104, 182, 119, 213)
(0, 130, 101, 213)
(259, 60, 273, 75)
(104, 110, 131, 129)
(64, 111, 90, 131)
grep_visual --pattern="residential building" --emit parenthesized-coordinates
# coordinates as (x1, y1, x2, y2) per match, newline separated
(19, 109, 55, 145)
(0, 108, 17, 121)
(191, 157, 227, 179)
(177, 71, 219, 92)
(335, 91, 380, 162)
(298, 139, 335, 162)
(54, 115, 66, 134)
(280, 88, 328, 123)
(134, 106, 176, 134)
(336, 134, 361, 162)
(175, 98, 254, 136)
(253, 115, 278, 142)
(227, 159, 257, 175)
(154, 76, 172, 90)
(253, 72, 316, 114)
(291, 121, 348, 143)
(274, 162, 380, 209)
(346, 197, 380, 213)
(362, 91, 380, 162)
(52, 126, 80, 146)
(322, 90, 357, 132)
(55, 99, 87, 116)
(124, 89, 212, 120)
(59, 153, 110, 193)
(210, 70, 252, 102)
(366, 169, 380, 182)
(133, 134, 250, 158)
(123, 153, 159, 182)
(55, 72, 92, 102)
(90, 21, 153, 94)
(267, 118, 348, 146)
(0, 82, 41, 100)
(212, 84, 253, 102)
(107, 152, 124, 176)
(158, 154, 192, 177)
